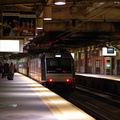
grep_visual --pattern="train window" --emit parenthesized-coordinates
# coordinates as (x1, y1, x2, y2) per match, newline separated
(46, 58, 71, 73)
(48, 59, 58, 66)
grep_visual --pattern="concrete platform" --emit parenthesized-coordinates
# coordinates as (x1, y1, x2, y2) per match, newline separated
(76, 73, 120, 81)
(0, 73, 95, 120)
(75, 73, 120, 95)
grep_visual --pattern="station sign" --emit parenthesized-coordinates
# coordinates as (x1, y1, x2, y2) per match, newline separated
(101, 47, 116, 56)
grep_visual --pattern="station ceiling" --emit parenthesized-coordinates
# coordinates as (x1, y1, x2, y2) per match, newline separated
(0, 0, 120, 59)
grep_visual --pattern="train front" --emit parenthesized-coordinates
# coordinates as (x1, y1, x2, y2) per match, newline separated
(44, 53, 75, 90)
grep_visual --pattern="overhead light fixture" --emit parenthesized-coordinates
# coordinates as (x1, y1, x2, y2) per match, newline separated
(54, 0, 66, 5)
(44, 6, 52, 20)
(37, 18, 43, 29)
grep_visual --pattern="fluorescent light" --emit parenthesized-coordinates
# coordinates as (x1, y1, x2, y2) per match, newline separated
(44, 6, 52, 20)
(37, 27, 43, 30)
(55, 0, 66, 5)
(37, 18, 43, 29)
(43, 18, 52, 20)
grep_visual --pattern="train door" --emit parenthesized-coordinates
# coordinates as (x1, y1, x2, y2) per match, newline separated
(104, 57, 112, 75)
(87, 58, 92, 73)
(117, 60, 120, 75)
(41, 54, 46, 81)
(95, 60, 101, 74)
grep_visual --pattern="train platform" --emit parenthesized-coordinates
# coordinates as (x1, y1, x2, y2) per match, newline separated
(0, 73, 95, 120)
(76, 73, 120, 81)
(75, 73, 120, 96)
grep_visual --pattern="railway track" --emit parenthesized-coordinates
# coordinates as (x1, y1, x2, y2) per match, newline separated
(54, 85, 120, 120)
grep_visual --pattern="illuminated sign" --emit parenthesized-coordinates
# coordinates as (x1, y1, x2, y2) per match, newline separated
(0, 40, 20, 52)
(101, 47, 116, 56)
(55, 54, 61, 57)
(107, 47, 114, 53)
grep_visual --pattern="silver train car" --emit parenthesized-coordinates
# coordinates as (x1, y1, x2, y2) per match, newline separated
(17, 52, 75, 90)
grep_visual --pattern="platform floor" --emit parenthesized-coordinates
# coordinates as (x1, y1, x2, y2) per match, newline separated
(0, 73, 95, 120)
(76, 73, 120, 81)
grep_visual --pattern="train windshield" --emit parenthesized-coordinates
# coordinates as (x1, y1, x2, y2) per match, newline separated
(46, 58, 71, 73)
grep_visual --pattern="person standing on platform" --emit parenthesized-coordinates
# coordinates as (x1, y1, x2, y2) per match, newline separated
(0, 62, 2, 74)
(1, 63, 4, 78)
(8, 62, 15, 80)
(2, 62, 9, 78)
(0, 62, 3, 77)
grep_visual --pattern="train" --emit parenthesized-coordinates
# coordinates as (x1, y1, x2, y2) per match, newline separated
(17, 52, 75, 90)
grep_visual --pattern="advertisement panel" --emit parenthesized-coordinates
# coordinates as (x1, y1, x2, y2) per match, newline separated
(0, 40, 20, 52)
(2, 11, 36, 37)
